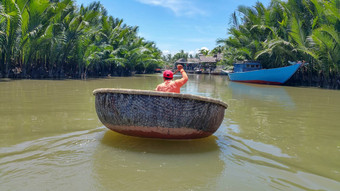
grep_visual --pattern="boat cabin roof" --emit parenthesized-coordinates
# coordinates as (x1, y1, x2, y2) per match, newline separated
(233, 61, 262, 72)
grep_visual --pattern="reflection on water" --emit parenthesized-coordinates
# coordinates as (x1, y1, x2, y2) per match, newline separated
(1, 76, 340, 190)
(100, 130, 219, 154)
(93, 131, 224, 190)
(224, 81, 340, 190)
(228, 82, 295, 109)
(0, 127, 103, 190)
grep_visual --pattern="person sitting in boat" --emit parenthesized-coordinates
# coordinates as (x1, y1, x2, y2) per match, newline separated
(155, 64, 188, 93)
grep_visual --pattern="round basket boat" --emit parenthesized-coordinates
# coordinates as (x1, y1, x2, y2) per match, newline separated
(93, 88, 228, 139)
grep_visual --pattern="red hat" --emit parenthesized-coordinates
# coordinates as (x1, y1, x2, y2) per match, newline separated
(163, 70, 173, 79)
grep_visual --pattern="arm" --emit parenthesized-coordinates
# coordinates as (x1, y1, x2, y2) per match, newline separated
(155, 84, 161, 91)
(174, 65, 188, 87)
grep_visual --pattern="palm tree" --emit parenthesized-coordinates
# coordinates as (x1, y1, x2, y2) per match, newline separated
(307, 0, 340, 74)
(0, 0, 22, 77)
(216, 0, 339, 87)
(0, 0, 164, 79)
(173, 50, 188, 61)
(20, 0, 56, 77)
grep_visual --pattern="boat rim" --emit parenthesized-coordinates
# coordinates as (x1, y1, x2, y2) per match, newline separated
(93, 88, 228, 108)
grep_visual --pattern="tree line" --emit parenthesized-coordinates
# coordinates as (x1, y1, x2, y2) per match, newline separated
(0, 0, 163, 79)
(216, 0, 340, 88)
(1, 0, 339, 88)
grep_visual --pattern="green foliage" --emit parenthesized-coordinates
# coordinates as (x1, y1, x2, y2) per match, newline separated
(0, 0, 163, 78)
(216, 0, 340, 75)
(173, 50, 188, 60)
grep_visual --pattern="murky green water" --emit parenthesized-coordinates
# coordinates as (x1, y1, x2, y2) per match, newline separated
(1, 75, 339, 190)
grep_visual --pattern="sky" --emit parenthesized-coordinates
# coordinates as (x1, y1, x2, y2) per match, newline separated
(76, 0, 271, 55)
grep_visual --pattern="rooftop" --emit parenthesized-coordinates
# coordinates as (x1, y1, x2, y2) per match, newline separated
(175, 54, 223, 64)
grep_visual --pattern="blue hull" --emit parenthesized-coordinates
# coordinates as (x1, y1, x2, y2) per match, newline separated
(228, 64, 302, 85)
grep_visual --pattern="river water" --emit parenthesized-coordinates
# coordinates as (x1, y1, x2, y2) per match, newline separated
(0, 74, 339, 190)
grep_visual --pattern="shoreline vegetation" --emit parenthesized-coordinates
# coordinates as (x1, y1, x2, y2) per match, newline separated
(214, 0, 339, 89)
(1, 0, 339, 89)
(0, 0, 164, 80)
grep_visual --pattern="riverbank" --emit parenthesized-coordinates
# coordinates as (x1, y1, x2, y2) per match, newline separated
(0, 66, 142, 80)
(2, 66, 340, 90)
(286, 69, 340, 89)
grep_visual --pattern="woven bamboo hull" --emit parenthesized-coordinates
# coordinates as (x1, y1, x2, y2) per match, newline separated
(93, 88, 228, 139)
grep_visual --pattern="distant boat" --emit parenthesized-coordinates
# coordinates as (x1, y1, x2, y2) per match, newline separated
(154, 68, 162, 73)
(194, 69, 202, 74)
(227, 61, 305, 85)
(194, 68, 202, 74)
(221, 70, 232, 75)
(211, 66, 228, 75)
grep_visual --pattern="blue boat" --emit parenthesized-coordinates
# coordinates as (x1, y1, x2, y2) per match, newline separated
(227, 61, 305, 85)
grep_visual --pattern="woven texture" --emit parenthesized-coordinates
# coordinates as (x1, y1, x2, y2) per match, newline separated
(94, 88, 228, 138)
